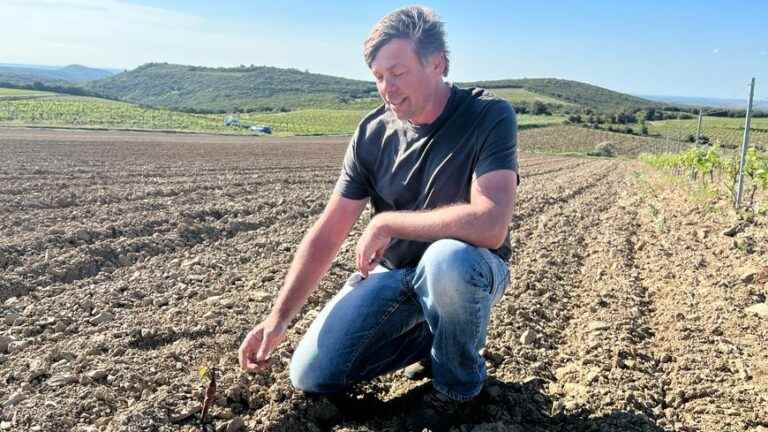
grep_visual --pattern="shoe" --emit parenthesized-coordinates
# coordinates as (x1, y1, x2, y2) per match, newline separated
(321, 392, 387, 422)
(403, 358, 432, 381)
(403, 388, 467, 432)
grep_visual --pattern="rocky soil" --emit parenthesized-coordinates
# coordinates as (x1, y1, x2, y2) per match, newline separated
(1, 127, 766, 432)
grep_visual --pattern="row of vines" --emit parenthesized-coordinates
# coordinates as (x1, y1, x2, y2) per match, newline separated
(0, 95, 366, 136)
(640, 146, 768, 211)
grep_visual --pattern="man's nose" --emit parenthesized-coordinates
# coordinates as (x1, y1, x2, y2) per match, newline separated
(381, 76, 399, 98)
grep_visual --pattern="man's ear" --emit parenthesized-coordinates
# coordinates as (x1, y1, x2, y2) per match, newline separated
(429, 52, 446, 76)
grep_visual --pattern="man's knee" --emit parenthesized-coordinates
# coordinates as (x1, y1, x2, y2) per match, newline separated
(288, 356, 315, 392)
(289, 353, 338, 394)
(418, 239, 481, 284)
(289, 340, 348, 394)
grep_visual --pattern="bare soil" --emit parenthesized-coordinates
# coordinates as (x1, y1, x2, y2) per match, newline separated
(1, 127, 766, 432)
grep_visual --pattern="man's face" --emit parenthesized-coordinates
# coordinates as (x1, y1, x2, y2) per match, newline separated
(370, 38, 444, 122)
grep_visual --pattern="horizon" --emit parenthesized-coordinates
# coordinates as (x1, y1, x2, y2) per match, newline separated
(1, 0, 766, 100)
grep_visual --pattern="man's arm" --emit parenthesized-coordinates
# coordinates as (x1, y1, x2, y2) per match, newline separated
(356, 169, 517, 275)
(239, 194, 368, 371)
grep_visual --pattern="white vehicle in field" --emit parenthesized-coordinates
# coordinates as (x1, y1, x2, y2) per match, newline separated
(249, 125, 272, 135)
(224, 116, 272, 135)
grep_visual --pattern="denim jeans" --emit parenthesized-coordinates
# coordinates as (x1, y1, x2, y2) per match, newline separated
(289, 238, 510, 401)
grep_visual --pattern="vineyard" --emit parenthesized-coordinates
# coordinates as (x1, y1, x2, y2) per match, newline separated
(640, 146, 768, 211)
(0, 127, 766, 432)
(0, 96, 231, 133)
(519, 125, 663, 156)
(647, 116, 768, 150)
(238, 109, 378, 136)
(0, 91, 564, 136)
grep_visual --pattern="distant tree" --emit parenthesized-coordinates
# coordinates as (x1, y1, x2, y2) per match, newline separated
(531, 101, 549, 115)
(612, 111, 637, 124)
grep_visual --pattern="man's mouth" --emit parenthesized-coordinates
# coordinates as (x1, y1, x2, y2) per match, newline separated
(389, 97, 407, 108)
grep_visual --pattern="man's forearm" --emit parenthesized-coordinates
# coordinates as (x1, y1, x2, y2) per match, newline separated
(268, 226, 343, 327)
(374, 203, 509, 249)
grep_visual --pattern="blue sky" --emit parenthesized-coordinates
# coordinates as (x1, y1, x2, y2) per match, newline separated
(1, 0, 766, 99)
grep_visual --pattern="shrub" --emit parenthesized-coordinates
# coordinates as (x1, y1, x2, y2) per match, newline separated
(587, 141, 617, 157)
(531, 101, 550, 115)
(567, 114, 582, 124)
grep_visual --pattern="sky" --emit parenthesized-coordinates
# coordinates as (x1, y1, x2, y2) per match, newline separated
(1, 0, 766, 99)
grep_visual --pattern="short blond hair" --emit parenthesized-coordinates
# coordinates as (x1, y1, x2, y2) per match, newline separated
(364, 6, 450, 77)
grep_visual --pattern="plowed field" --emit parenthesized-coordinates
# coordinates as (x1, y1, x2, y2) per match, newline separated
(1, 128, 766, 432)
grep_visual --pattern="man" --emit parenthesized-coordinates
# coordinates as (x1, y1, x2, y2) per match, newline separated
(238, 5, 518, 428)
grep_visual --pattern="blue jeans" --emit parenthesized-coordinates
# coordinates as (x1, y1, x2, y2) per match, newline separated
(289, 239, 510, 401)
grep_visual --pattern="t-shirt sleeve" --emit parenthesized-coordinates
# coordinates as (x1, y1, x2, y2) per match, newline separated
(333, 125, 370, 200)
(474, 101, 519, 183)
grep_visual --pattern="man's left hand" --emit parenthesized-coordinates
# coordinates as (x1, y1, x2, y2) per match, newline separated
(355, 217, 391, 277)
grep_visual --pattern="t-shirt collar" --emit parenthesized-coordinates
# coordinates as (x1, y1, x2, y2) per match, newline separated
(403, 84, 457, 135)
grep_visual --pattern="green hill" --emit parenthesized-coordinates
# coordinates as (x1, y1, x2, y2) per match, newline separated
(0, 71, 72, 88)
(87, 63, 379, 113)
(459, 78, 660, 112)
(86, 63, 661, 114)
(0, 64, 116, 85)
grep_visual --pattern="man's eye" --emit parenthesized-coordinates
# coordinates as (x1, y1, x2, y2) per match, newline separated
(393, 72, 404, 77)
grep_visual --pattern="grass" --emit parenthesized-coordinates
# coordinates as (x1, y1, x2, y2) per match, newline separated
(0, 87, 58, 97)
(518, 114, 566, 126)
(489, 87, 573, 106)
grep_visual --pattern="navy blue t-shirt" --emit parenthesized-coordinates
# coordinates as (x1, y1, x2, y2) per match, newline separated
(334, 84, 518, 269)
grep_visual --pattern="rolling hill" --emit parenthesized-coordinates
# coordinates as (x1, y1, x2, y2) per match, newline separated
(86, 63, 379, 113)
(85, 63, 662, 113)
(0, 64, 117, 86)
(459, 78, 661, 112)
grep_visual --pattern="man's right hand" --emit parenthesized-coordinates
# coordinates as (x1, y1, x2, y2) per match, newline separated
(238, 315, 288, 372)
(236, 195, 367, 372)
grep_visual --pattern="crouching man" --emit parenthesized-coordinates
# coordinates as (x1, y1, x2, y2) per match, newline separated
(239, 5, 519, 429)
